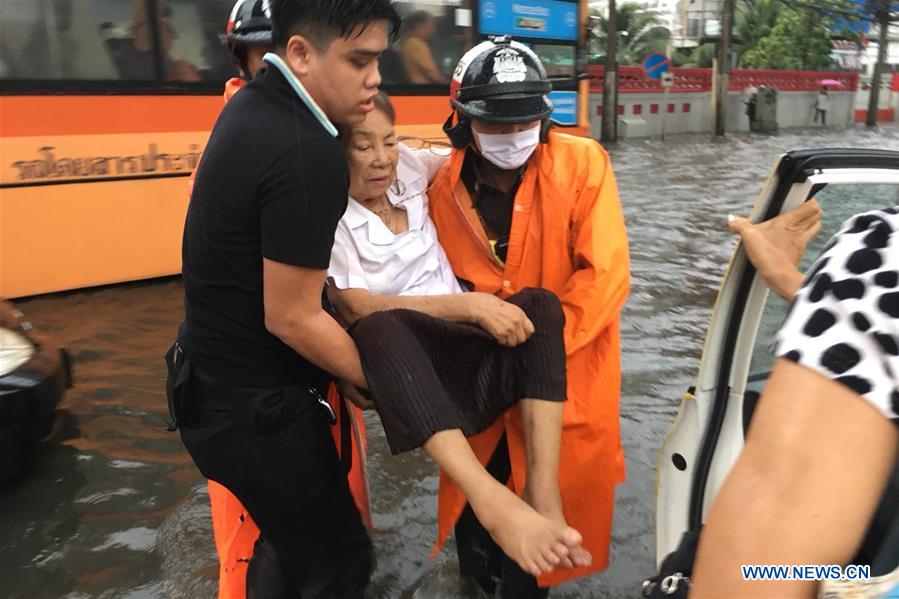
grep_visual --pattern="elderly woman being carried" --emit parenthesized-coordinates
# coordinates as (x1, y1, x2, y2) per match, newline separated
(327, 92, 591, 578)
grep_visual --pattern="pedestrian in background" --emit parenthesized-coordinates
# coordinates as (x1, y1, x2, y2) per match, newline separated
(399, 10, 446, 84)
(743, 84, 758, 129)
(814, 85, 830, 125)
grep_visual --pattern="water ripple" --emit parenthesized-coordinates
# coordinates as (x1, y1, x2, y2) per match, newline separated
(1, 125, 896, 598)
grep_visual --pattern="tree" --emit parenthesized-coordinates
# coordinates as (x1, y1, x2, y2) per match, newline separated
(590, 3, 671, 65)
(671, 43, 716, 68)
(864, 0, 899, 126)
(668, 0, 779, 68)
(602, 0, 619, 143)
(734, 0, 782, 61)
(741, 4, 835, 69)
(808, 0, 899, 32)
(735, 0, 898, 68)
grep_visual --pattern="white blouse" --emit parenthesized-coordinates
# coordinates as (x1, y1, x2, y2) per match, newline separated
(328, 144, 462, 296)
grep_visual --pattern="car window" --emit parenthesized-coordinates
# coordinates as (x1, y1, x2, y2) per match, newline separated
(746, 183, 899, 398)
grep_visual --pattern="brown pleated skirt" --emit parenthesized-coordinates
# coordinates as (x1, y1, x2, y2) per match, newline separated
(348, 288, 567, 455)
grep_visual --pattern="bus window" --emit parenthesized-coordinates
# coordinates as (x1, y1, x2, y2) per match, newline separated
(0, 0, 153, 80)
(0, 0, 233, 83)
(531, 43, 576, 79)
(160, 0, 234, 83)
(388, 1, 474, 86)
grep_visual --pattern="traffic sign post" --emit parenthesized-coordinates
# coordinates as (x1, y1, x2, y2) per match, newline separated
(642, 54, 672, 141)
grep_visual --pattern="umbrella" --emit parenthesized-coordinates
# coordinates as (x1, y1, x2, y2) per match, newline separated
(820, 78, 841, 86)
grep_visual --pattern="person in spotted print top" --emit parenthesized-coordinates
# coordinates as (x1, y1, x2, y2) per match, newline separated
(692, 206, 899, 598)
(777, 207, 899, 417)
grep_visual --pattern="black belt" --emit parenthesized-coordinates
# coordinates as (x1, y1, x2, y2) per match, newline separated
(164, 340, 352, 474)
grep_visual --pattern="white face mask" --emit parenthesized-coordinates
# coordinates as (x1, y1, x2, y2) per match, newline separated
(473, 126, 540, 170)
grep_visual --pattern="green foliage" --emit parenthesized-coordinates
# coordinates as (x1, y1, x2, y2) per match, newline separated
(590, 3, 671, 65)
(735, 0, 781, 57)
(733, 0, 898, 69)
(739, 2, 836, 69)
(671, 43, 717, 68)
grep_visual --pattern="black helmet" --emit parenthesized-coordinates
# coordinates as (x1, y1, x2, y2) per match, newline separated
(220, 0, 273, 47)
(450, 36, 553, 124)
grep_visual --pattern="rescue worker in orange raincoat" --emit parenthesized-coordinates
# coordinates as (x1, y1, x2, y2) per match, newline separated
(427, 37, 630, 596)
(195, 3, 371, 596)
(218, 0, 271, 100)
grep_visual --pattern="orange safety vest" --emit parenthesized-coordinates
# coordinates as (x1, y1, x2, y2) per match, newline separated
(198, 77, 372, 599)
(223, 77, 243, 103)
(427, 131, 630, 587)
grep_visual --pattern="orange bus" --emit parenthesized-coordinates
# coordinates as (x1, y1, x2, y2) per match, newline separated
(0, 0, 590, 298)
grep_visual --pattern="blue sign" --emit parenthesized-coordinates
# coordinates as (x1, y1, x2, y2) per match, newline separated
(479, 1, 579, 41)
(831, 0, 873, 34)
(641, 53, 670, 80)
(549, 90, 578, 126)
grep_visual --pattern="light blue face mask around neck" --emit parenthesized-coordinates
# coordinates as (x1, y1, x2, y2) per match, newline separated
(262, 52, 338, 138)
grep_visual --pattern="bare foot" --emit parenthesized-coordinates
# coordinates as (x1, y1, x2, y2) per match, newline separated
(728, 199, 822, 300)
(470, 484, 583, 578)
(523, 483, 593, 569)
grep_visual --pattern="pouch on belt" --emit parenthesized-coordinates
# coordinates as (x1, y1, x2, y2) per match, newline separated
(164, 341, 191, 432)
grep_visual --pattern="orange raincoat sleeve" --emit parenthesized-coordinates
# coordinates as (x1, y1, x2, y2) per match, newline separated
(558, 143, 630, 357)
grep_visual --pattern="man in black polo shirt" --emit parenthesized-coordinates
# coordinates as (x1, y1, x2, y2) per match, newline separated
(167, 1, 400, 595)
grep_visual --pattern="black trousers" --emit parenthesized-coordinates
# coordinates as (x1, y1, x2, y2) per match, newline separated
(814, 108, 827, 124)
(455, 435, 550, 599)
(175, 374, 372, 598)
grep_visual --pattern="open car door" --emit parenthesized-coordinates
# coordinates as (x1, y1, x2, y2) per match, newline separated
(648, 148, 899, 598)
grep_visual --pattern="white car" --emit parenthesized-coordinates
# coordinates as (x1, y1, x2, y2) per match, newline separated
(648, 148, 899, 598)
(0, 300, 73, 486)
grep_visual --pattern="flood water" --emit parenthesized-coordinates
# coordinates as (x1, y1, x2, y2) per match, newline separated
(3, 124, 898, 599)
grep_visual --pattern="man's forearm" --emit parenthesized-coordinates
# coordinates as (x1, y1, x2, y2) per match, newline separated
(335, 290, 475, 324)
(273, 309, 368, 389)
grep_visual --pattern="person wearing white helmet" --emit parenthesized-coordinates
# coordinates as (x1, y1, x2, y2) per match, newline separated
(220, 0, 274, 82)
(426, 37, 631, 596)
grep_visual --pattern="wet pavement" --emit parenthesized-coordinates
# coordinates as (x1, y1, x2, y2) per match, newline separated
(3, 124, 898, 598)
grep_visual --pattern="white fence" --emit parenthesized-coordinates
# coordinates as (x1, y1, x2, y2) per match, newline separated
(587, 90, 856, 139)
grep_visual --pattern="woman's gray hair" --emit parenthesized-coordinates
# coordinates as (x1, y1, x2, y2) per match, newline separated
(337, 91, 395, 143)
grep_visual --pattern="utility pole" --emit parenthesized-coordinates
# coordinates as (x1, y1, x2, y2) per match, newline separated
(602, 0, 619, 143)
(714, 0, 736, 136)
(866, 0, 891, 128)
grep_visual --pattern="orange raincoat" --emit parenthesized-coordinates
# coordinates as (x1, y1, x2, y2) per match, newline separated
(427, 131, 630, 587)
(194, 77, 372, 599)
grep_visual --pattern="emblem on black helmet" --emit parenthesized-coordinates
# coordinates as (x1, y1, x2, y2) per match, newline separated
(493, 49, 527, 83)
(448, 37, 553, 125)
